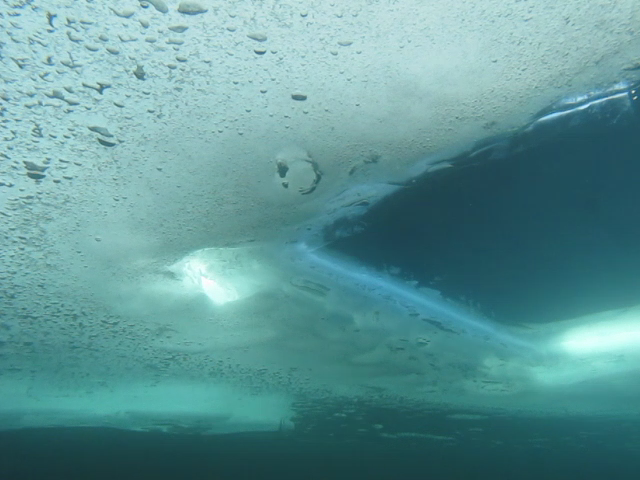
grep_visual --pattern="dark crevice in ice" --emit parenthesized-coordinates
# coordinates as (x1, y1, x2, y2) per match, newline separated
(324, 81, 640, 325)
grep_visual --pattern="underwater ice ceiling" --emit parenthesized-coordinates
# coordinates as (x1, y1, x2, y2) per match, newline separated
(1, 0, 640, 434)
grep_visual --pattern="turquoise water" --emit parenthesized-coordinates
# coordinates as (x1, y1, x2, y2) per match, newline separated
(2, 411, 640, 479)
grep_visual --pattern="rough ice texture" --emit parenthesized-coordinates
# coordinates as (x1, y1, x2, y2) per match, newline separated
(1, 0, 640, 430)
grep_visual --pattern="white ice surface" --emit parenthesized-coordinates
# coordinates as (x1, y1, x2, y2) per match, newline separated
(1, 0, 640, 432)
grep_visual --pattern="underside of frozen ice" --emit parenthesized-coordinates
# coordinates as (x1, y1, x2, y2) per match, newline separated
(1, 1, 640, 434)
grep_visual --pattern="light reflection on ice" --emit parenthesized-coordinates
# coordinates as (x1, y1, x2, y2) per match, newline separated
(559, 321, 640, 355)
(167, 243, 640, 416)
